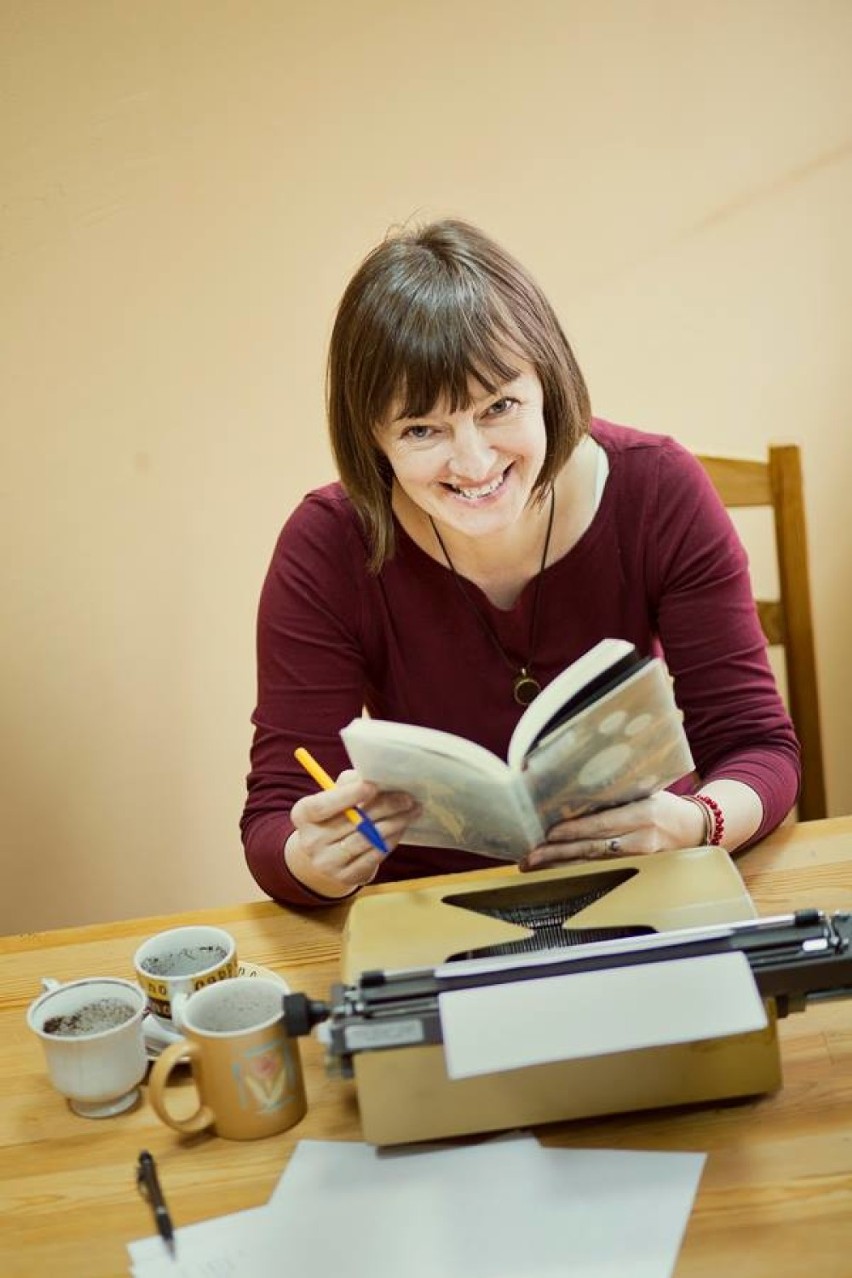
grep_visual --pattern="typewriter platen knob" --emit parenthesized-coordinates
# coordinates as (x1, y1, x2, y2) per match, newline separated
(282, 992, 330, 1037)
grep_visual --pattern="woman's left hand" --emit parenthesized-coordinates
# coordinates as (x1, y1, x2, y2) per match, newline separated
(519, 792, 708, 872)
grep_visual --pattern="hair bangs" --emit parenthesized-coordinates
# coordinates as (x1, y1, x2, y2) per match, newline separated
(380, 287, 527, 425)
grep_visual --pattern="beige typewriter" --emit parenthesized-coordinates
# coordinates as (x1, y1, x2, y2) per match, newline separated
(283, 847, 852, 1146)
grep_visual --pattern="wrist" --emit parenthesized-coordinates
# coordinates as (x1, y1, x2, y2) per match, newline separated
(681, 794, 712, 846)
(683, 793, 725, 846)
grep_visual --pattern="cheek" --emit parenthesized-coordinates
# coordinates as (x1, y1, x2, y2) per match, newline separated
(387, 448, 446, 486)
(516, 414, 548, 460)
(396, 468, 442, 497)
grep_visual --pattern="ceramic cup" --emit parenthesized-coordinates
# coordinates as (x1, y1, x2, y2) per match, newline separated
(148, 977, 307, 1140)
(27, 977, 147, 1118)
(133, 925, 238, 1032)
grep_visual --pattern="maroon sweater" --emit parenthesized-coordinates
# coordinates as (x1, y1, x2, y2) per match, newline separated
(242, 419, 800, 907)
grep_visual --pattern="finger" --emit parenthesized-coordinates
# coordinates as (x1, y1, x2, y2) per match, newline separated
(361, 794, 421, 826)
(336, 798, 420, 857)
(521, 836, 634, 871)
(335, 847, 383, 888)
(334, 826, 383, 867)
(293, 778, 371, 825)
(300, 826, 379, 881)
(291, 792, 419, 888)
(337, 769, 404, 806)
(345, 781, 419, 817)
(336, 767, 365, 786)
(547, 799, 652, 843)
(546, 817, 627, 843)
(285, 825, 380, 897)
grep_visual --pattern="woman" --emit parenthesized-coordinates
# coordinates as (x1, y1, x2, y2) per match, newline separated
(241, 219, 799, 908)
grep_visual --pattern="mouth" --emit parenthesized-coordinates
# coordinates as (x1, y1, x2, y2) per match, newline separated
(441, 467, 511, 501)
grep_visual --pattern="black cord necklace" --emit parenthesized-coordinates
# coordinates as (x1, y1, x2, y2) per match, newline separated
(429, 487, 556, 707)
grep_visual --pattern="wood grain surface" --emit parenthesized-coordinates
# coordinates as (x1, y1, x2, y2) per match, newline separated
(2, 817, 851, 1277)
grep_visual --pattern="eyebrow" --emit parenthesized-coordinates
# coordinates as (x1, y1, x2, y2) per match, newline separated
(391, 376, 521, 424)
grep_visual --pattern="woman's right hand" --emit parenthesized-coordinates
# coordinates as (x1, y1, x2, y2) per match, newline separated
(284, 769, 420, 897)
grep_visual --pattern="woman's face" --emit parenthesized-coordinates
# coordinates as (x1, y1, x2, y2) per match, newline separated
(375, 362, 548, 543)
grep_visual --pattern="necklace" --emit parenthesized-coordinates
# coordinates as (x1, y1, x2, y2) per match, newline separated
(429, 487, 556, 707)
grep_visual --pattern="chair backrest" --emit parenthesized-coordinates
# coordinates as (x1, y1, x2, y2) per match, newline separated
(695, 444, 826, 820)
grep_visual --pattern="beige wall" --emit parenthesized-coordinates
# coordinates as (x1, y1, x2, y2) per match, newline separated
(2, 0, 850, 934)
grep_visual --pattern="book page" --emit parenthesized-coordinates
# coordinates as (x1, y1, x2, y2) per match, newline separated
(341, 723, 540, 858)
(343, 719, 508, 777)
(522, 660, 694, 833)
(507, 637, 635, 768)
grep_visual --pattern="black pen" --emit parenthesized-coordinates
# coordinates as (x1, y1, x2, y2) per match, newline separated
(136, 1149, 176, 1258)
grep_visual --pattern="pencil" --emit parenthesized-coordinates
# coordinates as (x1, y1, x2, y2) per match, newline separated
(294, 747, 389, 856)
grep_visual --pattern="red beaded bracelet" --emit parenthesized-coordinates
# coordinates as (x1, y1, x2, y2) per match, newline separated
(682, 795, 712, 844)
(693, 793, 725, 846)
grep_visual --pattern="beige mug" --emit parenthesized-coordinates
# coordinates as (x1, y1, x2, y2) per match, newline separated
(133, 925, 238, 1031)
(148, 977, 307, 1140)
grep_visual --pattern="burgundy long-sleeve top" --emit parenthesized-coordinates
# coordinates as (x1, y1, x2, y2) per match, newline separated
(241, 419, 800, 907)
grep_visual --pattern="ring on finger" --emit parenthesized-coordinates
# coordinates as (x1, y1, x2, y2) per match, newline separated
(605, 837, 621, 854)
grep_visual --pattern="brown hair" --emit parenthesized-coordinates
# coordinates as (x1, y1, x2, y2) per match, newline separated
(327, 219, 591, 570)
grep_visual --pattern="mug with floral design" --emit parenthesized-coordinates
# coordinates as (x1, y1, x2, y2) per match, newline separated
(147, 977, 306, 1140)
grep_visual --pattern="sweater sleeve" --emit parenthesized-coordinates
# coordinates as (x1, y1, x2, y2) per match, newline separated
(648, 439, 800, 844)
(240, 492, 377, 907)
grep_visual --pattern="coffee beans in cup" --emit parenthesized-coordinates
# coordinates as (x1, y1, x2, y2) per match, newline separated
(140, 945, 228, 978)
(43, 997, 137, 1037)
(133, 926, 238, 1031)
(27, 977, 148, 1118)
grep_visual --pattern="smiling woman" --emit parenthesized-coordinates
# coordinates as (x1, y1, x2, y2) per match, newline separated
(377, 364, 550, 565)
(240, 219, 800, 909)
(327, 220, 588, 572)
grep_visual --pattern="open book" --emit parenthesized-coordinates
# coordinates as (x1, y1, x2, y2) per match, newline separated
(341, 639, 695, 861)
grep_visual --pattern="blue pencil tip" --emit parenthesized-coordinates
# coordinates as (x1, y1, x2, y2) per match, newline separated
(358, 817, 389, 857)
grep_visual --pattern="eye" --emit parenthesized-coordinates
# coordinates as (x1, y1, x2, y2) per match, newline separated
(400, 423, 435, 442)
(484, 397, 518, 418)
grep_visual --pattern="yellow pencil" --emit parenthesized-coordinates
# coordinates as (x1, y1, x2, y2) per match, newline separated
(294, 747, 389, 855)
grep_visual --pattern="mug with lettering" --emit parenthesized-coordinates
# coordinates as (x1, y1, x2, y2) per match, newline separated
(148, 976, 306, 1140)
(27, 977, 148, 1117)
(133, 925, 238, 1032)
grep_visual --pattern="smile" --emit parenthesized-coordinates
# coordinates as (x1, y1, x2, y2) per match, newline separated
(443, 469, 510, 501)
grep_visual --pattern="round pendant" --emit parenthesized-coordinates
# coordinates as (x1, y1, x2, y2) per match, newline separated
(513, 671, 541, 706)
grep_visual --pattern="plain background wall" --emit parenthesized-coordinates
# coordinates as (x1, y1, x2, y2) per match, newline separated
(2, 0, 850, 935)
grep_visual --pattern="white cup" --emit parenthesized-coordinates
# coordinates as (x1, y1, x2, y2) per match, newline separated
(133, 925, 238, 1032)
(27, 977, 148, 1118)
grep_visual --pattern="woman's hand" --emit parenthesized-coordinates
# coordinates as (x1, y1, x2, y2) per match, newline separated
(285, 768, 420, 897)
(519, 792, 708, 872)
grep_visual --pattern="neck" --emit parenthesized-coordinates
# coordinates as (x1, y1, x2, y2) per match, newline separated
(435, 495, 553, 580)
(429, 487, 556, 612)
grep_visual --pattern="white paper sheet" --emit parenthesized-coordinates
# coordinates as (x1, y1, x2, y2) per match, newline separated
(438, 949, 767, 1079)
(128, 1206, 268, 1276)
(129, 1137, 706, 1278)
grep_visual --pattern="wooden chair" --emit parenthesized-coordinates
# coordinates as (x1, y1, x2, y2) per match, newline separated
(695, 444, 827, 820)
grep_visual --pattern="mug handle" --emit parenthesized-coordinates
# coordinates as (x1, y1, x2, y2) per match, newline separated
(148, 1042, 214, 1135)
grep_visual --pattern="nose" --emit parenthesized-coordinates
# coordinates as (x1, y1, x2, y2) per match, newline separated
(446, 423, 496, 482)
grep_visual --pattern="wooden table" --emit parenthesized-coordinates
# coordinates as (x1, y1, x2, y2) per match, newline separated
(2, 817, 852, 1277)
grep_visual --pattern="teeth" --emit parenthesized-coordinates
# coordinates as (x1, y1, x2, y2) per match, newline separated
(451, 473, 505, 500)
